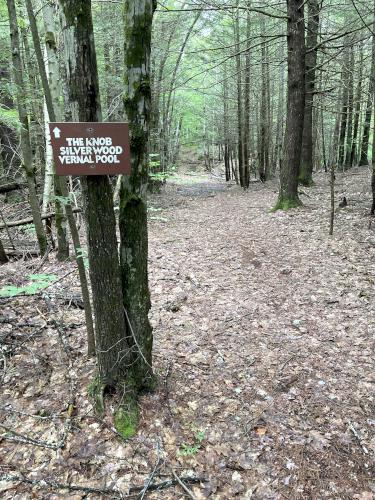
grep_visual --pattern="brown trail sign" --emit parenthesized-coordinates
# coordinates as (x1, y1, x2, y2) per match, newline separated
(49, 122, 131, 175)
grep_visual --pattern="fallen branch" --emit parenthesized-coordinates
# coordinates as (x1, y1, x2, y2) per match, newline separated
(0, 474, 124, 498)
(0, 473, 202, 498)
(0, 423, 65, 450)
(43, 294, 77, 448)
(0, 180, 25, 194)
(5, 249, 39, 258)
(139, 440, 162, 499)
(348, 420, 369, 454)
(0, 207, 82, 229)
(170, 469, 197, 499)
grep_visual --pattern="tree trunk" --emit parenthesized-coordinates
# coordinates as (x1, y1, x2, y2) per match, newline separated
(299, 0, 319, 186)
(259, 15, 270, 182)
(338, 48, 350, 168)
(0, 65, 20, 176)
(59, 0, 130, 385)
(330, 87, 342, 167)
(275, 41, 285, 175)
(350, 44, 363, 167)
(275, 0, 305, 210)
(235, 7, 244, 187)
(120, 0, 156, 392)
(21, 22, 45, 170)
(370, 1, 375, 214)
(25, 0, 69, 261)
(25, 0, 95, 354)
(223, 64, 231, 181)
(360, 29, 375, 166)
(0, 237, 8, 264)
(243, 5, 251, 187)
(344, 45, 354, 169)
(6, 0, 48, 255)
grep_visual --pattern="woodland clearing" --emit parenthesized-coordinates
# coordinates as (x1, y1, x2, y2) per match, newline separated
(0, 167, 374, 499)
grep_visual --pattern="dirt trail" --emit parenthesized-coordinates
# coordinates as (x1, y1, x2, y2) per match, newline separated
(148, 169, 374, 498)
(0, 168, 374, 499)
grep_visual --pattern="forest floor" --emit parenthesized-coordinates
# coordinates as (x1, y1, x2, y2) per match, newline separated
(0, 166, 374, 499)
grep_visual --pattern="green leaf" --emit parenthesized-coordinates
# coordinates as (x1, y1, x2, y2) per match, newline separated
(0, 285, 25, 297)
(0, 274, 58, 298)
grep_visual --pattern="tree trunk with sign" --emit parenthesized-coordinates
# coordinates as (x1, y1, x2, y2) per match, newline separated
(6, 0, 48, 255)
(120, 0, 156, 393)
(59, 0, 140, 436)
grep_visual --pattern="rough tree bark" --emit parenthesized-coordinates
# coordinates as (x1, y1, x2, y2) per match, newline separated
(0, 237, 8, 264)
(243, 4, 251, 187)
(344, 45, 354, 169)
(299, 0, 319, 186)
(6, 0, 48, 255)
(120, 0, 157, 392)
(59, 0, 132, 407)
(338, 47, 350, 168)
(370, 1, 375, 214)
(259, 15, 270, 182)
(350, 43, 363, 167)
(223, 63, 231, 181)
(360, 28, 375, 166)
(275, 42, 285, 174)
(235, 6, 244, 187)
(274, 0, 305, 210)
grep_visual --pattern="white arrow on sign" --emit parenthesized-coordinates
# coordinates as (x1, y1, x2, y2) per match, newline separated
(53, 127, 61, 139)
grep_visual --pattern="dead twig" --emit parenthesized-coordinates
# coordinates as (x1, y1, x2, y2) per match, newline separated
(0, 473, 202, 498)
(170, 468, 197, 499)
(0, 474, 124, 498)
(163, 362, 173, 424)
(139, 439, 162, 499)
(348, 420, 369, 455)
(0, 423, 65, 450)
(42, 294, 77, 448)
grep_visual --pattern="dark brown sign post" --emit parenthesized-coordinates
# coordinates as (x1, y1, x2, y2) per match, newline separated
(49, 122, 131, 175)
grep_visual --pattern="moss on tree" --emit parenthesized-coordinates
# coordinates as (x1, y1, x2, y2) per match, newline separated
(271, 197, 302, 212)
(114, 404, 139, 439)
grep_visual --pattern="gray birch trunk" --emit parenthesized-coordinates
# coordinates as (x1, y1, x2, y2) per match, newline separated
(25, 0, 69, 260)
(6, 0, 48, 255)
(42, 96, 54, 214)
(26, 0, 95, 355)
